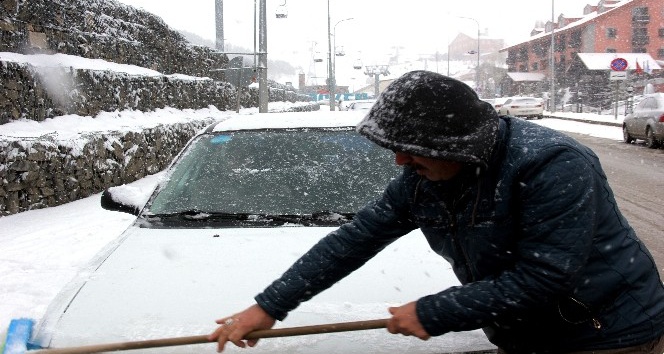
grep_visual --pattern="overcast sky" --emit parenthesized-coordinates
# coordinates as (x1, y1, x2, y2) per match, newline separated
(116, 0, 584, 57)
(114, 0, 586, 86)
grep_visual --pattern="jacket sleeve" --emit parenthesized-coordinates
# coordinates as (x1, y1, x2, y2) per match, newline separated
(417, 147, 600, 335)
(255, 174, 418, 321)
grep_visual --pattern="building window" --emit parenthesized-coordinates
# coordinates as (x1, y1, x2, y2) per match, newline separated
(658, 49, 664, 59)
(607, 28, 618, 38)
(606, 48, 617, 53)
(532, 62, 539, 71)
(632, 7, 649, 22)
(632, 47, 647, 53)
(659, 28, 664, 38)
(632, 27, 649, 46)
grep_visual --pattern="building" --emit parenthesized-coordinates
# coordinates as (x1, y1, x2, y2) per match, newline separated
(448, 32, 506, 65)
(499, 0, 663, 105)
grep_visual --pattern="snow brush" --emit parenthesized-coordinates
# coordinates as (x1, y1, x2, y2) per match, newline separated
(2, 319, 40, 354)
(3, 318, 389, 354)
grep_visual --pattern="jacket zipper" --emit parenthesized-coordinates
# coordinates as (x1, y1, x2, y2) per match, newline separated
(449, 200, 475, 283)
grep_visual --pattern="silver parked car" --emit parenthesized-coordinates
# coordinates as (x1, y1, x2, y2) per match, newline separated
(623, 93, 664, 148)
(30, 110, 495, 354)
(498, 97, 544, 119)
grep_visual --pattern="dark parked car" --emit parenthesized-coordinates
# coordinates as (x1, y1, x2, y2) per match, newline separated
(623, 92, 664, 148)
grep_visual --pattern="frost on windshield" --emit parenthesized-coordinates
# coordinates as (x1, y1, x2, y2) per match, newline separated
(148, 129, 401, 215)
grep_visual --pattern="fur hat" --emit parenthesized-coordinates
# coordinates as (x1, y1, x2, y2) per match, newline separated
(356, 70, 499, 169)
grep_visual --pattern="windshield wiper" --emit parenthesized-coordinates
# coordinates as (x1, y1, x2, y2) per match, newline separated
(145, 210, 354, 225)
(146, 210, 305, 224)
(148, 210, 250, 221)
(309, 211, 355, 222)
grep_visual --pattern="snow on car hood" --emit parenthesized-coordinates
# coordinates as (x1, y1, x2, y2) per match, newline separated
(34, 226, 495, 353)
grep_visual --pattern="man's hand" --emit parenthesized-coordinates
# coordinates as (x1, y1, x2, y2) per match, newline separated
(208, 304, 276, 352)
(387, 301, 431, 340)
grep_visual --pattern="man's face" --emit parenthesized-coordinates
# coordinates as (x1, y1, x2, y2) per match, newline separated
(394, 151, 463, 181)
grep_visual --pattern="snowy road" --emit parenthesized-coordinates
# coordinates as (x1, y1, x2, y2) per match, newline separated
(566, 131, 664, 274)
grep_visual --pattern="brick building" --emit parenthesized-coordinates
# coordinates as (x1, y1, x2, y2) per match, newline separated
(499, 0, 663, 105)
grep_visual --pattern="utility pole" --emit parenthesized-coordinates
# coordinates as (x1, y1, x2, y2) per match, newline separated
(458, 16, 480, 93)
(326, 0, 335, 111)
(550, 0, 556, 113)
(215, 0, 223, 51)
(258, 0, 268, 113)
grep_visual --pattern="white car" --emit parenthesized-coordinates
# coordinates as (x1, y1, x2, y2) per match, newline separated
(346, 99, 377, 111)
(498, 97, 544, 119)
(491, 97, 510, 113)
(30, 111, 495, 354)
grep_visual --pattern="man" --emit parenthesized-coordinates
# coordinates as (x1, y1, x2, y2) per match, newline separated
(209, 71, 664, 353)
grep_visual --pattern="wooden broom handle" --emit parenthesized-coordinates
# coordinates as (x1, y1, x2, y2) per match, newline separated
(32, 319, 389, 354)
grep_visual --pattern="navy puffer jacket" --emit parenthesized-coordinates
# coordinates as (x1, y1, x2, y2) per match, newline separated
(255, 117, 664, 353)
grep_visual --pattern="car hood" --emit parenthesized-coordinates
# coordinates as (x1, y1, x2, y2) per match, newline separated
(34, 226, 494, 353)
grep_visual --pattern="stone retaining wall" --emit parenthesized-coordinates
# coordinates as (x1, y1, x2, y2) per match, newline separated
(0, 61, 309, 123)
(0, 99, 319, 217)
(0, 0, 228, 78)
(0, 0, 316, 216)
(0, 61, 235, 123)
(0, 120, 212, 216)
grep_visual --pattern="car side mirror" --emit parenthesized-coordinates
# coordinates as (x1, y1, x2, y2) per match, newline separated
(100, 189, 141, 216)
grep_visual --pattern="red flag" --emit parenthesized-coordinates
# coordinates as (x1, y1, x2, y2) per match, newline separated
(635, 60, 644, 75)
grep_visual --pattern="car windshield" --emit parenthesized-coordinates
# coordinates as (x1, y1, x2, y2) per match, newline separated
(148, 128, 401, 216)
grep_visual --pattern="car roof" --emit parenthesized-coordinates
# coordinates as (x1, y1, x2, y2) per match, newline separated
(644, 92, 664, 99)
(209, 110, 367, 132)
(508, 96, 540, 100)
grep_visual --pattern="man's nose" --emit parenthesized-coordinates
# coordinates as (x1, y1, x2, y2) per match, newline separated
(394, 151, 412, 165)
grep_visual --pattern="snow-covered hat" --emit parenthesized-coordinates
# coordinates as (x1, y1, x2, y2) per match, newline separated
(356, 70, 498, 169)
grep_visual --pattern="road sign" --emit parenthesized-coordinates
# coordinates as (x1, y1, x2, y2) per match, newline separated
(228, 56, 243, 69)
(610, 71, 627, 80)
(226, 67, 255, 87)
(610, 58, 628, 71)
(225, 57, 255, 87)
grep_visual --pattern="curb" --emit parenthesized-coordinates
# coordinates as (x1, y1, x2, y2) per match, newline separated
(544, 115, 622, 127)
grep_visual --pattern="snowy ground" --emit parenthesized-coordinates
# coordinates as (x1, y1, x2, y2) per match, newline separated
(0, 106, 625, 350)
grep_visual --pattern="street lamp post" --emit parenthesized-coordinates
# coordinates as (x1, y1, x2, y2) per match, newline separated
(325, 0, 352, 112)
(458, 16, 480, 93)
(331, 17, 353, 110)
(326, 0, 335, 111)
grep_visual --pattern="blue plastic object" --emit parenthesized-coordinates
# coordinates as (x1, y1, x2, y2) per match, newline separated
(2, 318, 40, 354)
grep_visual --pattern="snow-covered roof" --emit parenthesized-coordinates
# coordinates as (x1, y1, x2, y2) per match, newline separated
(506, 72, 546, 82)
(577, 53, 661, 71)
(500, 0, 634, 51)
